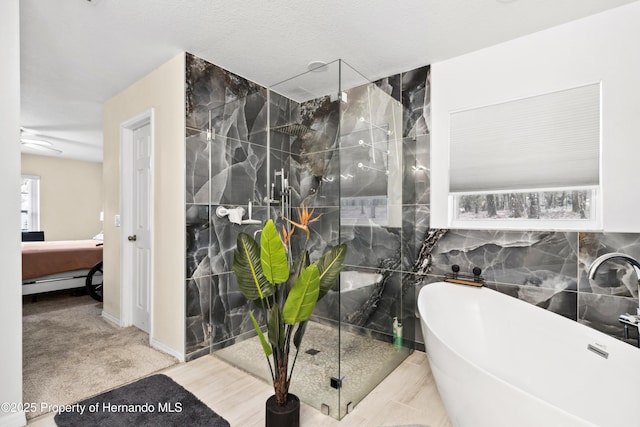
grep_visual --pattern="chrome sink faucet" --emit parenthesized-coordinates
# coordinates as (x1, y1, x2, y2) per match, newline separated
(588, 252, 640, 316)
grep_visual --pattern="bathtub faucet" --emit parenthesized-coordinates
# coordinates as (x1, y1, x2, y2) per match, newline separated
(588, 252, 640, 316)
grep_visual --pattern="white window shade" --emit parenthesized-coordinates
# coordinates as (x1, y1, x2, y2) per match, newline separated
(449, 83, 600, 194)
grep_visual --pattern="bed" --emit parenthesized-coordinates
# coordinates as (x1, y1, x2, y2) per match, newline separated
(22, 240, 103, 295)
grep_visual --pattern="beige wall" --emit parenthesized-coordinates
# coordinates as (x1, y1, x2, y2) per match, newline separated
(21, 153, 103, 241)
(103, 52, 185, 359)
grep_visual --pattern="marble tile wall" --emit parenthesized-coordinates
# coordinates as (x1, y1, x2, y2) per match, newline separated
(183, 53, 640, 365)
(184, 53, 431, 359)
(185, 53, 276, 359)
(415, 230, 640, 348)
(310, 66, 432, 345)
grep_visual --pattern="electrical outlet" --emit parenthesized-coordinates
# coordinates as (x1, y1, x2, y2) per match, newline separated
(114, 214, 121, 227)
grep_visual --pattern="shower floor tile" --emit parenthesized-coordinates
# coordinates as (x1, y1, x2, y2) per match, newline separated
(214, 321, 410, 419)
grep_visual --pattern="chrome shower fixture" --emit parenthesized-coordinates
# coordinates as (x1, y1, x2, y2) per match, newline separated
(358, 162, 389, 175)
(271, 123, 314, 138)
(588, 252, 640, 317)
(358, 139, 390, 154)
(216, 202, 261, 225)
(358, 116, 392, 136)
(206, 110, 215, 142)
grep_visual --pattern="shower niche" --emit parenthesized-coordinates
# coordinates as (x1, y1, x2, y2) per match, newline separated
(185, 54, 430, 420)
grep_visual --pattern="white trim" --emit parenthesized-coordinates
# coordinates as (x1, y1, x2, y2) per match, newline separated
(151, 338, 185, 362)
(0, 410, 26, 427)
(101, 310, 122, 327)
(119, 109, 155, 338)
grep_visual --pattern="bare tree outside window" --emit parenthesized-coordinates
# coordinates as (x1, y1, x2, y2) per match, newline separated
(456, 190, 592, 221)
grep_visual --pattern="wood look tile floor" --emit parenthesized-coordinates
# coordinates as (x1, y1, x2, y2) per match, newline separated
(28, 351, 453, 427)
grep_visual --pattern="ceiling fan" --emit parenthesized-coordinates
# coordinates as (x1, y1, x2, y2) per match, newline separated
(20, 128, 62, 155)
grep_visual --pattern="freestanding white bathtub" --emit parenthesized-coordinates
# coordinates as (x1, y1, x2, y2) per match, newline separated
(418, 282, 640, 427)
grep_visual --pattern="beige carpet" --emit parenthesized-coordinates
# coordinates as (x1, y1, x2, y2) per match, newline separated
(23, 292, 177, 419)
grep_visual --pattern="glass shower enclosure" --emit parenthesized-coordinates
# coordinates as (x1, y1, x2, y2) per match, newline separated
(209, 59, 414, 420)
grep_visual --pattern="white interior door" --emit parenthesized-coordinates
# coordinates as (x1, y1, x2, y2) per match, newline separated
(130, 123, 151, 333)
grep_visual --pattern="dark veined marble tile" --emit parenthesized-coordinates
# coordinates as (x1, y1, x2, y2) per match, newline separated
(578, 292, 639, 347)
(268, 129, 291, 154)
(402, 205, 430, 273)
(210, 135, 268, 205)
(315, 267, 413, 342)
(185, 131, 210, 205)
(186, 205, 210, 279)
(338, 144, 390, 200)
(185, 53, 266, 132)
(340, 81, 403, 141)
(288, 148, 340, 208)
(269, 90, 294, 127)
(349, 270, 415, 340)
(374, 73, 401, 102)
(297, 96, 339, 133)
(578, 232, 640, 297)
(429, 230, 578, 291)
(205, 89, 268, 143)
(402, 134, 430, 205)
(269, 91, 295, 153)
(209, 272, 267, 346)
(210, 205, 268, 275)
(402, 65, 430, 138)
(485, 282, 578, 321)
(272, 96, 338, 163)
(185, 276, 212, 353)
(341, 222, 401, 271)
(338, 131, 402, 207)
(286, 207, 340, 263)
(289, 118, 339, 156)
(339, 200, 404, 230)
(185, 315, 207, 356)
(247, 129, 267, 148)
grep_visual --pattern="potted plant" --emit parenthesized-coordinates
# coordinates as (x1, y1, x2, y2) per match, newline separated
(232, 206, 347, 427)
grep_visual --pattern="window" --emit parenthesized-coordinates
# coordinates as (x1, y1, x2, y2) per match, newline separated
(21, 175, 40, 231)
(449, 83, 601, 230)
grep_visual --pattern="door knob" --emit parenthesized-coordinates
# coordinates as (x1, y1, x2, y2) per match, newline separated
(127, 235, 137, 241)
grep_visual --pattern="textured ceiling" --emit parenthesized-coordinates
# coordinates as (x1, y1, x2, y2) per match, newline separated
(18, 0, 639, 162)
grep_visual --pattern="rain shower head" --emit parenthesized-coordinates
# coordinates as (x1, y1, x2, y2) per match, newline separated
(271, 123, 314, 137)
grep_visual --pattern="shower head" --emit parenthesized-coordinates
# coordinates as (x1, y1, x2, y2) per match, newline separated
(271, 123, 314, 137)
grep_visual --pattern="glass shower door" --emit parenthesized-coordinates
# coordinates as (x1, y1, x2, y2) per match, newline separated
(336, 62, 413, 419)
(269, 62, 344, 418)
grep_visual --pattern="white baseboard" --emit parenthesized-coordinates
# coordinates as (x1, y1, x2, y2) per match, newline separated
(150, 338, 184, 362)
(0, 410, 26, 427)
(101, 310, 122, 327)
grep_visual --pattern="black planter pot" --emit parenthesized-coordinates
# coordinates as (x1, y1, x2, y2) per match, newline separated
(265, 393, 300, 427)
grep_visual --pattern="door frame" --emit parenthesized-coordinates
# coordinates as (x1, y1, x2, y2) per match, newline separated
(119, 109, 154, 336)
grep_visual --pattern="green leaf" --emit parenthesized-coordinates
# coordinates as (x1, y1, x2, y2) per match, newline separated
(232, 233, 274, 300)
(267, 303, 285, 350)
(249, 311, 272, 357)
(260, 219, 290, 285)
(287, 250, 310, 289)
(283, 264, 320, 325)
(315, 244, 347, 300)
(293, 320, 308, 349)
